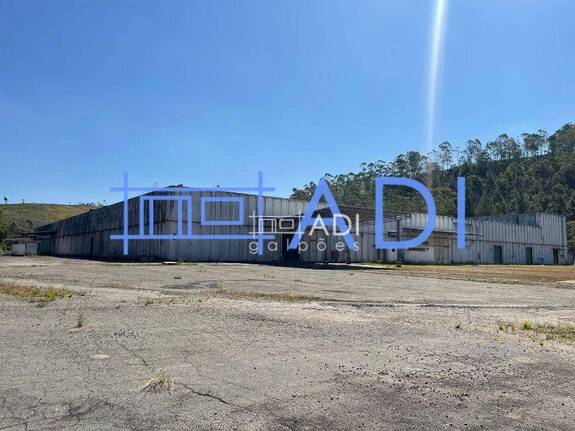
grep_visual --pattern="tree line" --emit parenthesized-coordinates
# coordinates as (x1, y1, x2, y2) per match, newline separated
(290, 122, 575, 253)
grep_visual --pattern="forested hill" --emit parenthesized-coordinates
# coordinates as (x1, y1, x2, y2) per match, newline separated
(290, 122, 575, 252)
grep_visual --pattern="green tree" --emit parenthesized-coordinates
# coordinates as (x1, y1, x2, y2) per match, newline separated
(432, 187, 457, 215)
(462, 139, 484, 165)
(521, 130, 547, 156)
(548, 123, 575, 155)
(434, 141, 454, 170)
(405, 151, 426, 178)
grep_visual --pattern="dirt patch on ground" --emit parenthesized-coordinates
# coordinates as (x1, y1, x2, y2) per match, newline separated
(384, 263, 575, 285)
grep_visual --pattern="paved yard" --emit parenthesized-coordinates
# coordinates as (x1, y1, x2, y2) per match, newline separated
(1, 256, 574, 430)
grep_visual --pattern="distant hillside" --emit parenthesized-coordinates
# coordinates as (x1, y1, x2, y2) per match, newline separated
(291, 121, 575, 253)
(1, 203, 97, 234)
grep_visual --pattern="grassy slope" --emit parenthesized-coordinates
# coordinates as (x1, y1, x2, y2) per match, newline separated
(0, 203, 96, 232)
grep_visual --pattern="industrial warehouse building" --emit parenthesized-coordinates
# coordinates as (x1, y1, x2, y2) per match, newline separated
(36, 188, 569, 265)
(301, 209, 569, 265)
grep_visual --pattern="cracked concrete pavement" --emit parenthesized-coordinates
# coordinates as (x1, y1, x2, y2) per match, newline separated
(1, 256, 574, 430)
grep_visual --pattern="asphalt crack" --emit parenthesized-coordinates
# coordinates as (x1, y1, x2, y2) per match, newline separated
(176, 382, 232, 406)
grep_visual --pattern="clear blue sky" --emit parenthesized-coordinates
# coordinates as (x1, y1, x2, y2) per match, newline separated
(1, 0, 574, 204)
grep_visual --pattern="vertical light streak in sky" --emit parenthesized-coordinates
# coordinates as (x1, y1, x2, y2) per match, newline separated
(426, 0, 448, 152)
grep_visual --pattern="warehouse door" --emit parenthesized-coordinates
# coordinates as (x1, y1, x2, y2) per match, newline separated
(376, 248, 388, 263)
(553, 249, 559, 265)
(494, 246, 503, 264)
(525, 247, 533, 265)
(281, 234, 300, 263)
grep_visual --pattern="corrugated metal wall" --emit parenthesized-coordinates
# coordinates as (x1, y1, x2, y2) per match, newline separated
(38, 190, 308, 262)
(38, 192, 568, 265)
(299, 213, 568, 265)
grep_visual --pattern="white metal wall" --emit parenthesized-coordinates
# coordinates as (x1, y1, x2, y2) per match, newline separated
(299, 213, 568, 265)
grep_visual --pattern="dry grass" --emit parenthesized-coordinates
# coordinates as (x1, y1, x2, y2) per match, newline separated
(0, 281, 72, 302)
(531, 322, 575, 342)
(140, 369, 174, 393)
(1, 203, 96, 231)
(214, 288, 322, 303)
(386, 264, 575, 286)
(498, 321, 516, 332)
(499, 320, 575, 343)
(521, 320, 533, 331)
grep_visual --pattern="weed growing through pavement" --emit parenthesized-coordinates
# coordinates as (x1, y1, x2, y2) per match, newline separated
(498, 321, 515, 332)
(531, 322, 575, 342)
(214, 288, 322, 303)
(140, 368, 174, 393)
(0, 282, 72, 303)
(76, 314, 86, 328)
(521, 320, 533, 331)
(498, 320, 575, 343)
